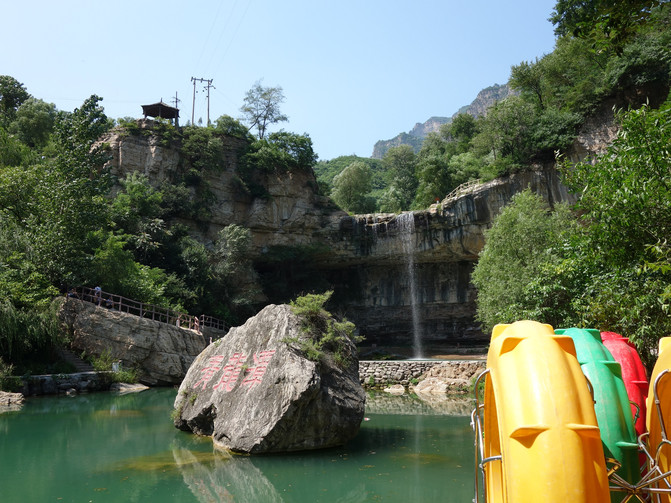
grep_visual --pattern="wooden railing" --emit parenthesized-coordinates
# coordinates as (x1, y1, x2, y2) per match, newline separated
(443, 179, 482, 202)
(67, 286, 227, 335)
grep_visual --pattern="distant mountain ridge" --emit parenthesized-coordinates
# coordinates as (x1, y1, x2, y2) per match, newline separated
(371, 83, 513, 159)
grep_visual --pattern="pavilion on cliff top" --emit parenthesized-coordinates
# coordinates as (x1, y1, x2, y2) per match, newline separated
(141, 100, 179, 126)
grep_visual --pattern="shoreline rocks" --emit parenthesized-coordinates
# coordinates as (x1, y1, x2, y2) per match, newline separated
(0, 391, 24, 413)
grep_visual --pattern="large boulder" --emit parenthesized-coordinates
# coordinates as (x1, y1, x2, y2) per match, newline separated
(173, 304, 365, 454)
(59, 298, 208, 385)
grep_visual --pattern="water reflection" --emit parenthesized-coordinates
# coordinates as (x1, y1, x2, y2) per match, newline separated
(366, 390, 474, 416)
(167, 397, 473, 503)
(172, 447, 284, 503)
(0, 388, 473, 503)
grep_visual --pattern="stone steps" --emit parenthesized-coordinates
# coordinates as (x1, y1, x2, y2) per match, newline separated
(57, 349, 95, 373)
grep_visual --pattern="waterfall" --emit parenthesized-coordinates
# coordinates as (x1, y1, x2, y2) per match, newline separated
(397, 212, 423, 359)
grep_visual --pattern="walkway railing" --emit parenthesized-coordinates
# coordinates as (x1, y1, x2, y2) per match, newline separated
(443, 178, 482, 202)
(67, 286, 227, 335)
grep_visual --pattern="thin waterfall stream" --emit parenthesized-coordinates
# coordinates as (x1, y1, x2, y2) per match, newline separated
(397, 212, 423, 359)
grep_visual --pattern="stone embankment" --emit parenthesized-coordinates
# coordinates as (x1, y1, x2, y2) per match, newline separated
(359, 360, 485, 390)
(6, 358, 487, 400)
(20, 372, 112, 396)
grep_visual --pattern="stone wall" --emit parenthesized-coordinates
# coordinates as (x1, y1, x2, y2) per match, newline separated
(20, 372, 111, 396)
(359, 360, 485, 388)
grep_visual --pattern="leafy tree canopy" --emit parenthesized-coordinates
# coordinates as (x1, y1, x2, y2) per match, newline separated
(473, 95, 671, 366)
(550, 0, 669, 53)
(330, 161, 375, 213)
(239, 80, 288, 139)
(0, 75, 30, 125)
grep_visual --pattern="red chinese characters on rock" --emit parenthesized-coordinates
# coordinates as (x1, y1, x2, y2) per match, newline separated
(192, 350, 277, 393)
(241, 350, 276, 389)
(213, 352, 247, 392)
(192, 355, 225, 390)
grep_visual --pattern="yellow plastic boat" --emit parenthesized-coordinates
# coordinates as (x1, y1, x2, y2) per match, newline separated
(645, 337, 671, 502)
(478, 320, 610, 502)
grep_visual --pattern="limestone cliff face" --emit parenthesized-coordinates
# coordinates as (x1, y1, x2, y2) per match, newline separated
(101, 124, 343, 250)
(318, 167, 575, 346)
(99, 114, 614, 351)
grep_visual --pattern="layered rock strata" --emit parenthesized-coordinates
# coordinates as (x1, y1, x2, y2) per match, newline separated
(98, 112, 614, 350)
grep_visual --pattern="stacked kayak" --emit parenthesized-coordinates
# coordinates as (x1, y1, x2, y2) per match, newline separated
(556, 328, 640, 501)
(601, 331, 648, 438)
(644, 337, 671, 502)
(474, 321, 610, 502)
(472, 321, 659, 503)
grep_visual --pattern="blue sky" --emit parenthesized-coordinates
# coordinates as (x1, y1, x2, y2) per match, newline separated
(2, 0, 558, 160)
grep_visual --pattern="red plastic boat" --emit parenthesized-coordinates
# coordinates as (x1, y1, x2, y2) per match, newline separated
(601, 331, 649, 437)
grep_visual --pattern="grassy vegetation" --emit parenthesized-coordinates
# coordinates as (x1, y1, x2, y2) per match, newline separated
(285, 291, 363, 368)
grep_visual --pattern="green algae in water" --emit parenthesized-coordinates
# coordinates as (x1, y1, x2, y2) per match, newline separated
(0, 388, 474, 502)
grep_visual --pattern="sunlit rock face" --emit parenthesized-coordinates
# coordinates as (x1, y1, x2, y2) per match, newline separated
(100, 114, 615, 349)
(173, 304, 365, 454)
(319, 167, 575, 346)
(59, 298, 208, 385)
(100, 123, 344, 251)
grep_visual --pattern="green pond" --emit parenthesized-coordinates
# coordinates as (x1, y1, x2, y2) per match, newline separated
(0, 388, 475, 502)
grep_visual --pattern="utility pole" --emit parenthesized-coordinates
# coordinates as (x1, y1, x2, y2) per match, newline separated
(190, 77, 214, 126)
(171, 91, 181, 127)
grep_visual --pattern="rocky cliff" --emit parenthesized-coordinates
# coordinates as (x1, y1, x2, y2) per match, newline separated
(98, 108, 614, 354)
(101, 123, 344, 252)
(371, 83, 513, 158)
(59, 298, 210, 385)
(316, 166, 575, 348)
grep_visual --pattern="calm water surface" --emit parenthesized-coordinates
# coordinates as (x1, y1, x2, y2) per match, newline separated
(0, 388, 475, 502)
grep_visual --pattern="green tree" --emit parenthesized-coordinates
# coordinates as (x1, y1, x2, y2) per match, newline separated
(330, 161, 375, 213)
(313, 155, 385, 197)
(26, 95, 113, 284)
(237, 132, 317, 200)
(88, 232, 186, 309)
(472, 96, 537, 168)
(181, 125, 229, 173)
(444, 113, 479, 152)
(510, 59, 547, 110)
(214, 114, 253, 139)
(10, 98, 57, 148)
(240, 80, 288, 139)
(412, 132, 452, 208)
(381, 145, 417, 211)
(549, 0, 667, 54)
(0, 128, 33, 167)
(510, 36, 609, 115)
(109, 172, 168, 261)
(471, 190, 578, 331)
(564, 99, 671, 266)
(0, 76, 30, 125)
(472, 97, 671, 366)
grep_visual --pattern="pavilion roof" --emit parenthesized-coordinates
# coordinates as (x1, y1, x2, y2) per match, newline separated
(141, 101, 179, 120)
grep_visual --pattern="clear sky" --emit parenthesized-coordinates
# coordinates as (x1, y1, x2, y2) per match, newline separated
(2, 0, 559, 160)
